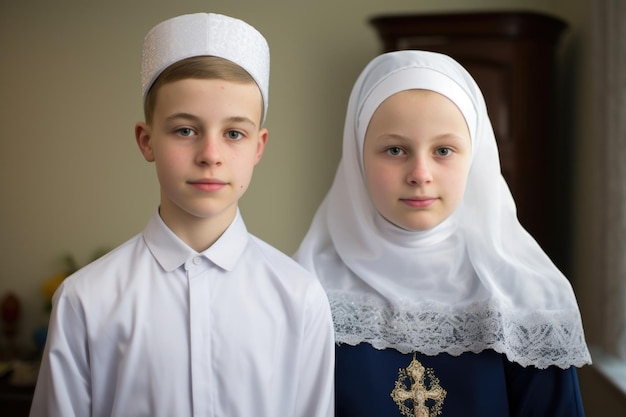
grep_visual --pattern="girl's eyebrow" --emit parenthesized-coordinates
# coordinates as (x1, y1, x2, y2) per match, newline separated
(375, 133, 409, 142)
(376, 132, 466, 142)
(436, 133, 469, 144)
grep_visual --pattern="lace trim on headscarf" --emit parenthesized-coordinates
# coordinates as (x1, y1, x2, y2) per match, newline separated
(329, 291, 592, 369)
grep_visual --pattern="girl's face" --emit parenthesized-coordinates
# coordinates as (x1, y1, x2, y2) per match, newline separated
(363, 89, 471, 232)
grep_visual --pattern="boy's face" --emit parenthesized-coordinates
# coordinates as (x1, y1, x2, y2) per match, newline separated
(363, 89, 471, 232)
(135, 78, 267, 230)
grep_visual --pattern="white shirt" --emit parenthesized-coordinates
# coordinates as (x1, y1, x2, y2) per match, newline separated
(30, 210, 335, 417)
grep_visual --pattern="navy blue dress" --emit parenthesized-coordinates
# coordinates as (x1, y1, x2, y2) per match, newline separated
(335, 343, 584, 416)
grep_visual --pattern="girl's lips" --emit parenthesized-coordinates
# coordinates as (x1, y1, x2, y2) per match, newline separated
(400, 197, 437, 208)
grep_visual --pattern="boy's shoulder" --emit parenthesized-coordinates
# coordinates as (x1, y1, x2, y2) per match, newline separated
(244, 234, 331, 310)
(246, 234, 320, 282)
(58, 232, 145, 292)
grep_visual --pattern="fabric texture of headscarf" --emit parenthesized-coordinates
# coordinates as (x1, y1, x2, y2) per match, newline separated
(294, 50, 591, 369)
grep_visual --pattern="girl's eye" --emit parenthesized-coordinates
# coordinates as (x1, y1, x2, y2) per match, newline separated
(386, 146, 404, 156)
(177, 127, 195, 137)
(226, 130, 244, 140)
(435, 147, 452, 157)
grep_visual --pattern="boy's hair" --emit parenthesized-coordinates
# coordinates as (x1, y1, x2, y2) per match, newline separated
(144, 56, 261, 125)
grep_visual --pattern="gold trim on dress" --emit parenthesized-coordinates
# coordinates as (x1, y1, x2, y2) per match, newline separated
(391, 353, 447, 417)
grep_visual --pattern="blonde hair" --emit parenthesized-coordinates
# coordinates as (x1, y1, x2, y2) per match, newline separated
(143, 56, 261, 124)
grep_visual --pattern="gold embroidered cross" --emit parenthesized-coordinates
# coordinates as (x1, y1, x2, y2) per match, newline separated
(390, 354, 447, 417)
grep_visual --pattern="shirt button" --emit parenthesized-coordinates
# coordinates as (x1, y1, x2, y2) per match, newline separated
(193, 256, 202, 265)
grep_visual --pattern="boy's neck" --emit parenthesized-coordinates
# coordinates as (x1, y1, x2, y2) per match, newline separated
(158, 204, 238, 252)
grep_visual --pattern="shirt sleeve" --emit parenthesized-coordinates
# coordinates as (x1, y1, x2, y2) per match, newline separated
(505, 360, 585, 416)
(293, 281, 335, 417)
(30, 283, 91, 417)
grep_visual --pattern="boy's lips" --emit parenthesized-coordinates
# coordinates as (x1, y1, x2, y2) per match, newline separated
(188, 178, 227, 192)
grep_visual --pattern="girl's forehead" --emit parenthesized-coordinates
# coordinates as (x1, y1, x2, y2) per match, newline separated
(372, 89, 461, 119)
(366, 90, 471, 142)
(381, 88, 453, 105)
(367, 89, 469, 136)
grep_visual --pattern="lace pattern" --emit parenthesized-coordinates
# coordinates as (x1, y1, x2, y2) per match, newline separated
(329, 291, 591, 369)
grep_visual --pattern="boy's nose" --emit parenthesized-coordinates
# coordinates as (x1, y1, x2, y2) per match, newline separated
(196, 136, 222, 166)
(406, 157, 433, 185)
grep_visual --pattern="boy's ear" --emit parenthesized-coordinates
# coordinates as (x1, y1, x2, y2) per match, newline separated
(135, 122, 155, 162)
(254, 128, 268, 165)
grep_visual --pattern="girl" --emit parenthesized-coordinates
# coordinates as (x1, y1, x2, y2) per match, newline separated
(294, 50, 591, 416)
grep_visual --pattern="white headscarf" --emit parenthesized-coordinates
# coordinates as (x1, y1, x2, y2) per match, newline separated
(294, 50, 591, 369)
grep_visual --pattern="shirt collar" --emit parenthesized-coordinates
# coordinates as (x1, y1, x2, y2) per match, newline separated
(202, 209, 249, 271)
(143, 208, 249, 272)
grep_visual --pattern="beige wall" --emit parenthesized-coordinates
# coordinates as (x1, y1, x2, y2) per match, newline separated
(3, 0, 620, 414)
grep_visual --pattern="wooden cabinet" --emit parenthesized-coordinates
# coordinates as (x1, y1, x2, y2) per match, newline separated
(370, 11, 570, 272)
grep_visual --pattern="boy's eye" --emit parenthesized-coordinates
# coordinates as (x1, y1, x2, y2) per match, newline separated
(177, 127, 195, 137)
(227, 130, 244, 140)
(435, 147, 452, 157)
(386, 146, 404, 156)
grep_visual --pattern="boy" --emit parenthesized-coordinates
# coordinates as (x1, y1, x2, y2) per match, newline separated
(30, 13, 334, 417)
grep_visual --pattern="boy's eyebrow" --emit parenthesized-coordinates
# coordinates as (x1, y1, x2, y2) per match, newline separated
(165, 113, 258, 128)
(225, 116, 258, 128)
(165, 112, 201, 123)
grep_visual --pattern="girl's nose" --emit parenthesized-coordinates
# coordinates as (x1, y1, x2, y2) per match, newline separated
(406, 156, 433, 185)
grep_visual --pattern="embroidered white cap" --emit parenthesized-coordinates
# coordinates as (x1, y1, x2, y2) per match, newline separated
(141, 13, 270, 122)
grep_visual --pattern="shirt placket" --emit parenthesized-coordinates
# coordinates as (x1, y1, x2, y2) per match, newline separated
(186, 255, 214, 416)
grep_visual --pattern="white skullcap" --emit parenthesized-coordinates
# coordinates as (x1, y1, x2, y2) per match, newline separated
(141, 13, 270, 122)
